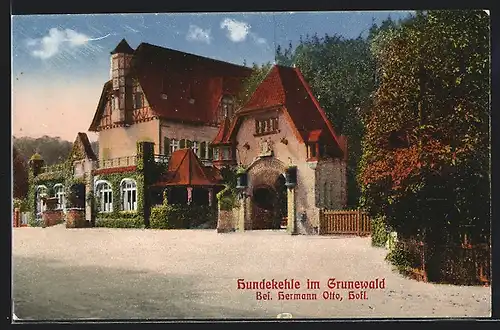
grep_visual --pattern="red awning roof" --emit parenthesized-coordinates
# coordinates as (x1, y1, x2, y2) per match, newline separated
(212, 116, 232, 145)
(307, 129, 323, 143)
(152, 149, 224, 187)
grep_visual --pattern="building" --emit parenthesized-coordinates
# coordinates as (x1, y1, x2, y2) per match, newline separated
(28, 39, 347, 234)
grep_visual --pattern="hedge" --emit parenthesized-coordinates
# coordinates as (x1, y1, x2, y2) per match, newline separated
(371, 216, 389, 247)
(150, 204, 217, 229)
(95, 217, 144, 229)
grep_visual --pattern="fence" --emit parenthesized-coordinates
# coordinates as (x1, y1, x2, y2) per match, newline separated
(98, 156, 137, 169)
(319, 209, 371, 236)
(396, 238, 490, 286)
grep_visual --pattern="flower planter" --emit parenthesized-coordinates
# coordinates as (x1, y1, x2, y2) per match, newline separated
(42, 210, 63, 227)
(65, 208, 87, 228)
(285, 166, 297, 188)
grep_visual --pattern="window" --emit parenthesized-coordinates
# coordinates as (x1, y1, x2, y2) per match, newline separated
(121, 179, 137, 211)
(200, 142, 207, 159)
(192, 141, 199, 156)
(132, 80, 144, 109)
(170, 139, 180, 153)
(133, 93, 143, 109)
(255, 117, 278, 135)
(213, 147, 220, 160)
(54, 184, 65, 210)
(36, 185, 48, 215)
(95, 181, 113, 213)
(222, 147, 230, 160)
(221, 95, 234, 118)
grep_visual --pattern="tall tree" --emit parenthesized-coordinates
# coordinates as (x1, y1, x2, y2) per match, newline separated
(359, 10, 490, 238)
(13, 146, 29, 199)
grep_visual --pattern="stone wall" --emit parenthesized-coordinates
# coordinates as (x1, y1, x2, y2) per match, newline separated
(42, 210, 64, 227)
(315, 158, 348, 210)
(217, 208, 237, 233)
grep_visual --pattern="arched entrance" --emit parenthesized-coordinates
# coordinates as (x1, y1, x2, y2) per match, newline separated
(247, 157, 288, 230)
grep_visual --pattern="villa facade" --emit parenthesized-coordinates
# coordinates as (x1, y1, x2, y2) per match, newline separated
(28, 39, 348, 234)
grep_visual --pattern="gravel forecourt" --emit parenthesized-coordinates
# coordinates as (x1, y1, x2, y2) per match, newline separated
(13, 225, 491, 320)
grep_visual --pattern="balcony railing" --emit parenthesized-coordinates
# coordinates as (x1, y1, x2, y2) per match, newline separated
(98, 156, 137, 169)
(154, 154, 169, 164)
(40, 163, 65, 174)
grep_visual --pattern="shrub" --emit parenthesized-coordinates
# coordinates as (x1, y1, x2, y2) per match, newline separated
(150, 204, 217, 229)
(371, 216, 389, 247)
(95, 217, 144, 229)
(28, 214, 43, 227)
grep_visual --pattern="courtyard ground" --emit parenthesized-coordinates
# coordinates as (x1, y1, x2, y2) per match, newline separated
(12, 225, 491, 320)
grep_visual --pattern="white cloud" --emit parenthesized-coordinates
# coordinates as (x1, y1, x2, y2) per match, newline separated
(26, 28, 110, 60)
(220, 18, 267, 46)
(220, 18, 250, 42)
(186, 25, 212, 44)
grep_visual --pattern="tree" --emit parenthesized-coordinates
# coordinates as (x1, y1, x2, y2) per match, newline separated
(359, 10, 490, 240)
(13, 136, 73, 166)
(13, 147, 29, 199)
(235, 62, 273, 110)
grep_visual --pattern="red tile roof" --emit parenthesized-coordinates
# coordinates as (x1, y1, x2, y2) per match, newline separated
(131, 43, 252, 124)
(212, 116, 232, 145)
(307, 129, 323, 143)
(90, 41, 253, 131)
(229, 65, 345, 157)
(152, 149, 224, 187)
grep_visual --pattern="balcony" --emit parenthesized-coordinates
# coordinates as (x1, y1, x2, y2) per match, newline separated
(154, 154, 169, 164)
(98, 155, 137, 169)
(40, 163, 65, 174)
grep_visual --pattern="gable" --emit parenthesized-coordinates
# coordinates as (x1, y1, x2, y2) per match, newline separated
(68, 132, 97, 161)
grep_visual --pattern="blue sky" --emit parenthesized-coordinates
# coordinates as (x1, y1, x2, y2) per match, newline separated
(12, 11, 413, 141)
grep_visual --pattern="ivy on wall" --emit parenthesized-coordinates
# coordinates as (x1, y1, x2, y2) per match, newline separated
(93, 170, 145, 224)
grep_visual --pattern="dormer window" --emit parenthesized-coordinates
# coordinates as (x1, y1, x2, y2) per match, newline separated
(218, 95, 234, 123)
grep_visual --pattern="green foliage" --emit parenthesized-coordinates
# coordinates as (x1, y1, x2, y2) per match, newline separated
(13, 198, 29, 212)
(95, 171, 144, 216)
(385, 243, 415, 272)
(371, 216, 389, 247)
(359, 10, 490, 242)
(235, 62, 273, 109)
(95, 217, 144, 229)
(150, 204, 217, 229)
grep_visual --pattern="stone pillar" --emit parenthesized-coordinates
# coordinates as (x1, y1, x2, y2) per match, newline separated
(238, 192, 247, 232)
(287, 187, 297, 235)
(187, 187, 193, 205)
(208, 188, 213, 207)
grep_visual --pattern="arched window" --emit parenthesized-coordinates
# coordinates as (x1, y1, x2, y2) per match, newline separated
(35, 185, 48, 215)
(54, 184, 65, 210)
(120, 179, 137, 211)
(95, 180, 113, 213)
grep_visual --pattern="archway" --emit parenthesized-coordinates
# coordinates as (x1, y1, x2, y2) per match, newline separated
(247, 157, 288, 230)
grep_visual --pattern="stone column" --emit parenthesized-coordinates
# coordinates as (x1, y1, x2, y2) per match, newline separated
(287, 187, 297, 235)
(238, 192, 247, 232)
(208, 188, 213, 207)
(187, 187, 193, 205)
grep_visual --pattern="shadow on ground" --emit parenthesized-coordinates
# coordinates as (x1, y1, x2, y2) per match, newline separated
(13, 255, 265, 320)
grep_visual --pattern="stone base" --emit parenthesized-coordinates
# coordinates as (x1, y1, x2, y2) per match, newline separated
(42, 210, 63, 227)
(66, 209, 87, 228)
(217, 209, 237, 233)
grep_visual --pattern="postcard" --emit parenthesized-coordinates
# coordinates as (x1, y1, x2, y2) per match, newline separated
(11, 10, 491, 320)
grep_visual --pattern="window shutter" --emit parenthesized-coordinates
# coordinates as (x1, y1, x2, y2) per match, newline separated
(179, 139, 186, 149)
(186, 140, 193, 148)
(200, 142, 206, 159)
(208, 144, 213, 159)
(164, 137, 170, 156)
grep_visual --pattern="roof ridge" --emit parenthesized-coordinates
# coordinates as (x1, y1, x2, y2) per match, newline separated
(135, 42, 252, 71)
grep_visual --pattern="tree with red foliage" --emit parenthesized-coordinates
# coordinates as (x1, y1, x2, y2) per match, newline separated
(359, 10, 490, 241)
(13, 146, 29, 199)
